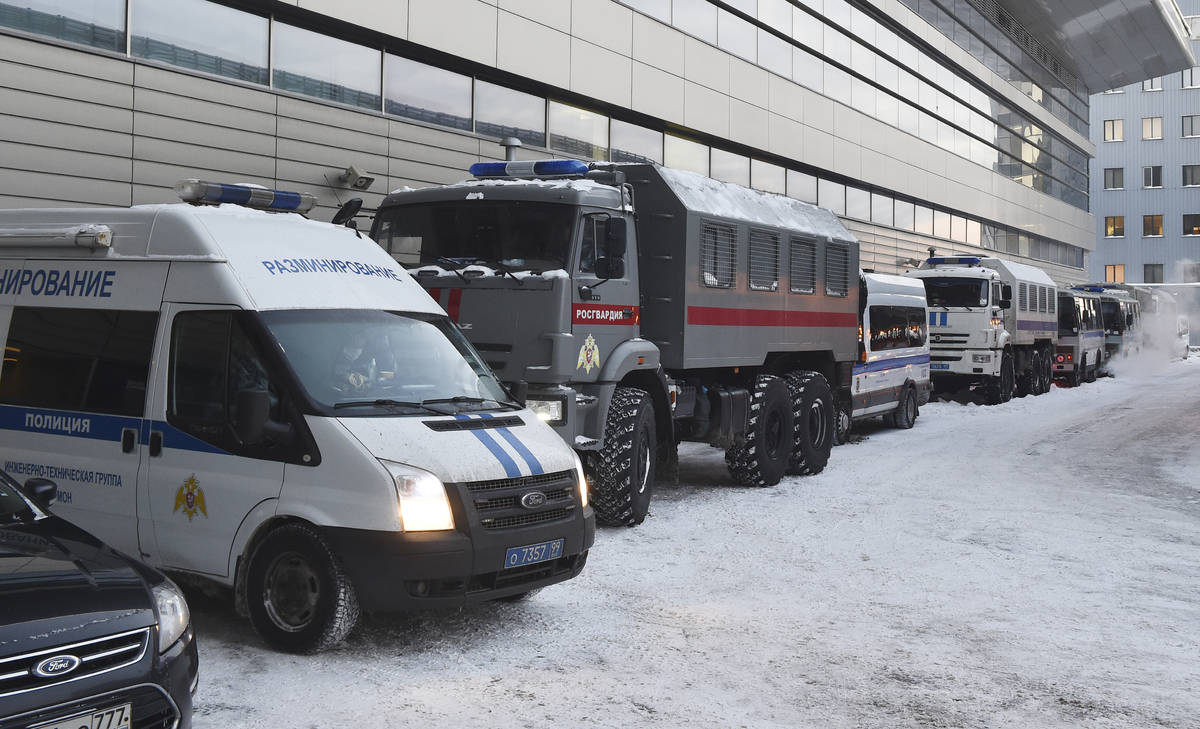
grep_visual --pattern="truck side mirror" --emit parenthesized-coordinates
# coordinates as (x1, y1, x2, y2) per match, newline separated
(594, 256, 625, 280)
(1001, 284, 1012, 301)
(23, 477, 57, 509)
(997, 299, 1011, 310)
(235, 389, 270, 445)
(605, 218, 627, 258)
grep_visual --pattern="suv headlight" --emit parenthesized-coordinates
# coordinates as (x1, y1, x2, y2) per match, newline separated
(152, 579, 190, 653)
(383, 461, 455, 531)
(572, 452, 588, 509)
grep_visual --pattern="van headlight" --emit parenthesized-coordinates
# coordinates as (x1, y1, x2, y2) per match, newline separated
(152, 579, 190, 653)
(572, 452, 588, 509)
(383, 461, 455, 531)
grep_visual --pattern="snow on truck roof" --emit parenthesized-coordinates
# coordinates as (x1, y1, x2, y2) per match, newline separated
(656, 167, 855, 244)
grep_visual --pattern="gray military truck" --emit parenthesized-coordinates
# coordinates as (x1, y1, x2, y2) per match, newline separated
(370, 160, 859, 526)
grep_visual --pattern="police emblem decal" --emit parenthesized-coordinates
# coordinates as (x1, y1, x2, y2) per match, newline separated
(173, 474, 208, 521)
(577, 334, 601, 373)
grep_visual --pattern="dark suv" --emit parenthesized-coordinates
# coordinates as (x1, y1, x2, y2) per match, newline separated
(0, 471, 197, 729)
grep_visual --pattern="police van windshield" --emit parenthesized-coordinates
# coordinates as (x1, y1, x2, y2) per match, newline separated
(921, 278, 988, 308)
(373, 201, 575, 272)
(1101, 300, 1124, 332)
(259, 309, 510, 414)
(1059, 297, 1080, 334)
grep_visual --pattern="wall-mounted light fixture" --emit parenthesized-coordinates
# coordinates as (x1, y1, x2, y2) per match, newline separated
(339, 165, 375, 190)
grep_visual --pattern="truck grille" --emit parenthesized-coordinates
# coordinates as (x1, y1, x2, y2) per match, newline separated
(0, 684, 178, 729)
(460, 470, 578, 531)
(930, 333, 970, 344)
(0, 628, 150, 698)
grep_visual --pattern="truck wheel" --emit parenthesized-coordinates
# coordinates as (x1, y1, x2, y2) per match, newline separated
(585, 387, 655, 526)
(783, 371, 835, 476)
(985, 352, 1014, 405)
(1015, 358, 1032, 398)
(1039, 350, 1053, 393)
(887, 386, 918, 429)
(726, 375, 794, 486)
(245, 523, 360, 653)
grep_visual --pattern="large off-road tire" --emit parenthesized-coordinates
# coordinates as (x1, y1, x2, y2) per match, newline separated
(726, 375, 794, 486)
(245, 523, 360, 654)
(783, 371, 835, 476)
(585, 387, 655, 526)
(1015, 356, 1033, 398)
(1027, 350, 1043, 396)
(1037, 349, 1053, 394)
(887, 385, 918, 429)
(985, 352, 1014, 405)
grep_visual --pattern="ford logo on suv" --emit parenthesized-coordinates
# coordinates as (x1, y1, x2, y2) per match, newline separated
(519, 491, 548, 510)
(34, 654, 81, 678)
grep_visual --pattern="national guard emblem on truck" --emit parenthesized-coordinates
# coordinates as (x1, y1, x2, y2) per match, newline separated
(174, 475, 207, 521)
(577, 334, 601, 373)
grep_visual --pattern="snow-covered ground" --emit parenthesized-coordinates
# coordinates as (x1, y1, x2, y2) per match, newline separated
(190, 357, 1200, 728)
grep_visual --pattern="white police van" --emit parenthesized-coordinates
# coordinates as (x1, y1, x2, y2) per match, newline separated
(842, 273, 931, 437)
(0, 181, 594, 653)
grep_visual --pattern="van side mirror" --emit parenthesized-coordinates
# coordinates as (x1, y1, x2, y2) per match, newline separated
(997, 299, 1011, 310)
(594, 256, 625, 280)
(236, 390, 295, 446)
(23, 478, 57, 509)
(605, 218, 627, 258)
(1001, 284, 1012, 301)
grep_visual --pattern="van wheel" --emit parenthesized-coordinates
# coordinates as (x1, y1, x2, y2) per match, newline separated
(1070, 356, 1083, 387)
(246, 523, 360, 653)
(887, 386, 918, 429)
(784, 371, 835, 475)
(832, 403, 852, 446)
(727, 375, 794, 486)
(586, 387, 655, 526)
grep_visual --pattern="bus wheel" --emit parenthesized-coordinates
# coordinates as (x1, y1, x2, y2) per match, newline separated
(246, 523, 360, 653)
(727, 375, 794, 486)
(586, 387, 656, 526)
(784, 371, 835, 476)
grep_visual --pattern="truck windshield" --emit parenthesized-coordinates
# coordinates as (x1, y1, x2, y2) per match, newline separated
(259, 309, 510, 414)
(920, 278, 988, 308)
(373, 201, 575, 272)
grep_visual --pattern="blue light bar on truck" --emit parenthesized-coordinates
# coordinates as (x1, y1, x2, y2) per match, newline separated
(926, 256, 981, 266)
(468, 159, 590, 179)
(174, 179, 316, 213)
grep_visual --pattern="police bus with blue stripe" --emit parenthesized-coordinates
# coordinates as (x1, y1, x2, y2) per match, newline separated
(0, 181, 594, 653)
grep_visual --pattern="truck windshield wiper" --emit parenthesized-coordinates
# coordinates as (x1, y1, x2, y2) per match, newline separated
(467, 258, 525, 285)
(333, 399, 450, 415)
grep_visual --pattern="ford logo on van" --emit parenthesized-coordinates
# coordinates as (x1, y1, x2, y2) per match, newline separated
(34, 654, 81, 678)
(519, 491, 548, 510)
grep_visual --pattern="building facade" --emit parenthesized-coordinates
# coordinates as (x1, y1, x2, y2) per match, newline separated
(1090, 1, 1200, 286)
(0, 0, 1193, 285)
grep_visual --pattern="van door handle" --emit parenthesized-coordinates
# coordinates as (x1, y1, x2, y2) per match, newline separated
(149, 431, 163, 457)
(121, 428, 137, 454)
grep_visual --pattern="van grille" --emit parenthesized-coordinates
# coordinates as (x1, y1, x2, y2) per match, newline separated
(457, 470, 578, 531)
(0, 628, 150, 698)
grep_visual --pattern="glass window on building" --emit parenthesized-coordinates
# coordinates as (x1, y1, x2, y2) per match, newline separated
(817, 179, 845, 215)
(1184, 214, 1200, 236)
(475, 80, 546, 147)
(273, 23, 381, 110)
(717, 9, 756, 62)
(966, 219, 981, 246)
(786, 170, 817, 203)
(1143, 76, 1163, 91)
(610, 120, 663, 164)
(711, 149, 750, 186)
(1143, 165, 1163, 188)
(894, 200, 915, 231)
(758, 29, 791, 77)
(130, 0, 268, 84)
(1143, 214, 1164, 237)
(758, 0, 791, 31)
(1103, 168, 1124, 189)
(1105, 264, 1125, 283)
(914, 205, 933, 236)
(751, 160, 785, 194)
(1103, 119, 1124, 142)
(384, 55, 471, 130)
(548, 101, 609, 160)
(1144, 264, 1164, 283)
(1184, 66, 1200, 89)
(793, 7, 822, 50)
(1185, 165, 1200, 187)
(1183, 115, 1200, 138)
(793, 46, 823, 92)
(1105, 216, 1124, 237)
(665, 135, 709, 176)
(1, 0, 125, 52)
(933, 210, 951, 239)
(623, 0, 671, 23)
(672, 0, 717, 43)
(870, 193, 893, 227)
(845, 186, 870, 220)
(1142, 116, 1163, 140)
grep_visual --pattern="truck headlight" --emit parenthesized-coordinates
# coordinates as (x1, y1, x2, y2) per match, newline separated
(572, 452, 588, 509)
(972, 353, 992, 363)
(383, 461, 454, 531)
(527, 398, 565, 424)
(152, 579, 190, 653)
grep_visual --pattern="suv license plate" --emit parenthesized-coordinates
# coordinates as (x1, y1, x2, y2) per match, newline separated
(504, 539, 564, 569)
(37, 703, 132, 729)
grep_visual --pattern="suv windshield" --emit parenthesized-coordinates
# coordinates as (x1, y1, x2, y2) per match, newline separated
(259, 310, 510, 414)
(373, 200, 575, 272)
(0, 472, 35, 523)
(921, 277, 989, 308)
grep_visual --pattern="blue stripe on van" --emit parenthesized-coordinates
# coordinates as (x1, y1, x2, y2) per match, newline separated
(852, 353, 931, 375)
(455, 415, 521, 477)
(479, 413, 544, 476)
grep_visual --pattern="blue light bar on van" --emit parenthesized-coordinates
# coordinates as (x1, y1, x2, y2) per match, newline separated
(926, 256, 981, 266)
(468, 159, 590, 179)
(174, 179, 316, 213)
(1075, 285, 1107, 293)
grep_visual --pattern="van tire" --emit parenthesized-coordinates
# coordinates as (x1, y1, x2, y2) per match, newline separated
(245, 523, 360, 653)
(784, 371, 835, 476)
(727, 375, 794, 486)
(888, 386, 918, 429)
(586, 387, 655, 526)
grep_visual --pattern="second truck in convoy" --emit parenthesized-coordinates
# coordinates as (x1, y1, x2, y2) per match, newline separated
(372, 161, 863, 526)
